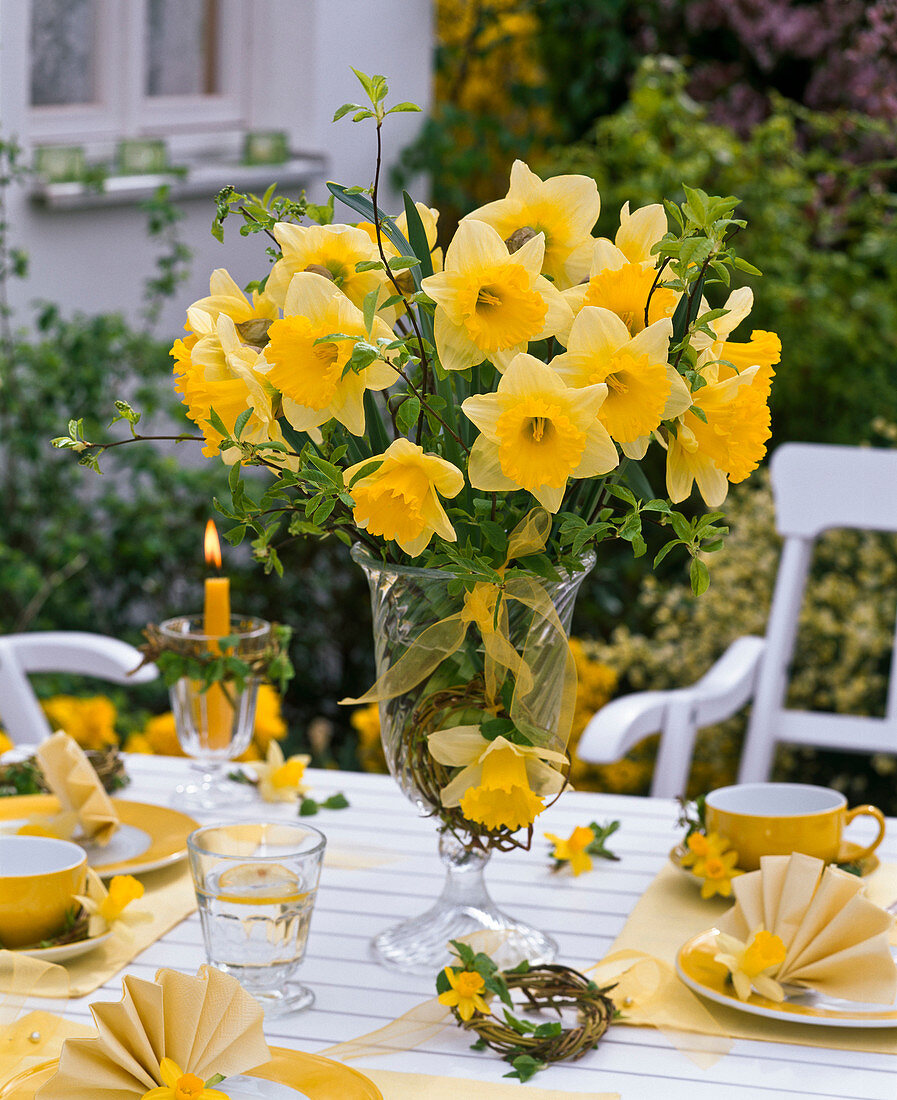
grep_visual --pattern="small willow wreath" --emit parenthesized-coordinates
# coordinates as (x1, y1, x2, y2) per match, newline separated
(438, 943, 616, 1082)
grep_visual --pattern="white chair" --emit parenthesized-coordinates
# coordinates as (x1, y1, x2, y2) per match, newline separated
(576, 443, 897, 797)
(0, 632, 157, 746)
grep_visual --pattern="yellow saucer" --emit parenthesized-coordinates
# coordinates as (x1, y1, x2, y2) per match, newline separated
(0, 796, 198, 876)
(669, 841, 880, 884)
(0, 1048, 382, 1099)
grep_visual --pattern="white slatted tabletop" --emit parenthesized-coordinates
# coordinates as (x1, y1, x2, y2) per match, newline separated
(59, 756, 897, 1098)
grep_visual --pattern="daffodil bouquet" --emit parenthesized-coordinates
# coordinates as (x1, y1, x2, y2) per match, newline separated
(56, 70, 777, 851)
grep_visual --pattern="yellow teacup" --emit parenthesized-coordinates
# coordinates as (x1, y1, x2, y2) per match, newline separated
(0, 836, 87, 948)
(704, 783, 886, 872)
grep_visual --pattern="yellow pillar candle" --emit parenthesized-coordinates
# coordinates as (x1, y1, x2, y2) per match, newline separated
(202, 521, 231, 751)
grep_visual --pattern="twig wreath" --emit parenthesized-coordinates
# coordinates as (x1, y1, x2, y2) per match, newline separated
(437, 940, 616, 1082)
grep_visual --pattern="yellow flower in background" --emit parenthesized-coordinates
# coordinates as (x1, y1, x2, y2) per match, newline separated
(140, 712, 183, 756)
(421, 218, 573, 373)
(250, 684, 288, 750)
(552, 306, 687, 447)
(462, 352, 617, 513)
(428, 727, 568, 832)
(41, 695, 118, 751)
(345, 439, 465, 556)
(0, 731, 13, 754)
(665, 364, 772, 507)
(463, 159, 601, 289)
(254, 740, 311, 803)
(351, 702, 386, 773)
(141, 1059, 229, 1100)
(694, 848, 743, 899)
(266, 221, 397, 324)
(545, 825, 596, 876)
(714, 929, 787, 1002)
(438, 966, 491, 1021)
(264, 272, 396, 438)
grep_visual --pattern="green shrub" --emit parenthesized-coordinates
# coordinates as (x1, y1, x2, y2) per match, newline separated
(541, 58, 897, 448)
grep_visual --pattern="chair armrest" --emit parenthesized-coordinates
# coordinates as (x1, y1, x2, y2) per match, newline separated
(575, 635, 765, 764)
(0, 632, 157, 684)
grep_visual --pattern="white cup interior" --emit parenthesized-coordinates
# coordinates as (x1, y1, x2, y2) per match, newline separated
(705, 783, 846, 817)
(0, 835, 85, 877)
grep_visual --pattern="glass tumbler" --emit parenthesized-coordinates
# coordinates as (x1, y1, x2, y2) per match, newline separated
(187, 821, 326, 1017)
(159, 615, 269, 810)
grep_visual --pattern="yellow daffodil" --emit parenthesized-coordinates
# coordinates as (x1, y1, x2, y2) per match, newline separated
(693, 848, 743, 900)
(428, 727, 569, 832)
(246, 684, 288, 751)
(345, 438, 465, 556)
(438, 966, 491, 1021)
(461, 352, 617, 512)
(678, 830, 730, 870)
(714, 929, 787, 1002)
(665, 364, 772, 507)
(41, 695, 118, 751)
(73, 870, 148, 937)
(266, 221, 397, 324)
(551, 306, 687, 447)
(421, 219, 573, 373)
(186, 267, 278, 331)
(0, 731, 12, 754)
(264, 272, 396, 437)
(565, 202, 677, 334)
(463, 159, 600, 289)
(692, 287, 781, 390)
(254, 740, 311, 803)
(546, 825, 595, 876)
(357, 202, 444, 289)
(141, 1058, 229, 1100)
(174, 312, 289, 464)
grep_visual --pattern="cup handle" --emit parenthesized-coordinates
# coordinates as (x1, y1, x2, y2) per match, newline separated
(843, 804, 886, 862)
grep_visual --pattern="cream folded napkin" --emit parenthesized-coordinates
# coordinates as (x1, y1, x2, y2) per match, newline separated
(35, 732, 119, 845)
(35, 965, 270, 1099)
(717, 851, 896, 1004)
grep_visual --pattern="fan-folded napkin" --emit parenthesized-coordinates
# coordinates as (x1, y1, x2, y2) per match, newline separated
(717, 851, 896, 1003)
(35, 964, 270, 1099)
(35, 732, 119, 845)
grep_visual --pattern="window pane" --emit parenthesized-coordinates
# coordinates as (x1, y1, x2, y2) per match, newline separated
(30, 0, 97, 107)
(146, 0, 220, 97)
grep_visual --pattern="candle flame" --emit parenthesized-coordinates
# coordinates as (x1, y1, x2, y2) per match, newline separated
(204, 519, 222, 569)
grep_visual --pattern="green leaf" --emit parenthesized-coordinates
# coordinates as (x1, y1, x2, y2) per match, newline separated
(347, 458, 383, 486)
(298, 797, 319, 816)
(233, 408, 252, 438)
(403, 191, 434, 281)
(387, 255, 421, 271)
(355, 259, 385, 273)
(332, 102, 362, 122)
(351, 68, 375, 99)
(504, 1055, 545, 1083)
(690, 557, 710, 596)
(327, 182, 414, 262)
(362, 287, 379, 336)
(387, 102, 422, 114)
(395, 395, 420, 436)
(321, 792, 349, 810)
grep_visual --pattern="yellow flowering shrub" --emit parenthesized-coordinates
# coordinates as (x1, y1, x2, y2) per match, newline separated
(40, 695, 119, 751)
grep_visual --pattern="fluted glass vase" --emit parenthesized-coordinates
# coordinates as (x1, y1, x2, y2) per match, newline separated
(352, 544, 593, 974)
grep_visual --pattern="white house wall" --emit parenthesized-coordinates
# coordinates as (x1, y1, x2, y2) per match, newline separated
(0, 0, 433, 339)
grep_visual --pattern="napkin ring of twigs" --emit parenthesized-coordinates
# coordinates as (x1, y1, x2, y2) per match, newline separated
(439, 943, 615, 1081)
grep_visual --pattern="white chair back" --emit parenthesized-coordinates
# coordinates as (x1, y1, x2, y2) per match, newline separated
(0, 632, 157, 746)
(737, 443, 897, 781)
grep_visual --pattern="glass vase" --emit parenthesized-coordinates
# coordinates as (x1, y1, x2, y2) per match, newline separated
(352, 544, 592, 974)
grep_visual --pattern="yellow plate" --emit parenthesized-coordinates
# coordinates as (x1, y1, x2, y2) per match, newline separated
(669, 840, 880, 883)
(676, 928, 897, 1027)
(0, 1048, 382, 1099)
(0, 795, 198, 876)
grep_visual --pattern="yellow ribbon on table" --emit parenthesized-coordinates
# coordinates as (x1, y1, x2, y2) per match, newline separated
(341, 509, 579, 753)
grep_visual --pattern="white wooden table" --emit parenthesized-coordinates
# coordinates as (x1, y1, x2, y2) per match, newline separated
(60, 756, 897, 1098)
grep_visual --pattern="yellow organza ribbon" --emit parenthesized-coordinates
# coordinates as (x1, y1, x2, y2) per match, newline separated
(341, 509, 578, 752)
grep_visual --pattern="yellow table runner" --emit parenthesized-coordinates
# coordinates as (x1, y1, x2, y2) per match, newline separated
(593, 859, 897, 1055)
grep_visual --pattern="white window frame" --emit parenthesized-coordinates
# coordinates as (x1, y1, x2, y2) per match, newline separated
(28, 0, 251, 149)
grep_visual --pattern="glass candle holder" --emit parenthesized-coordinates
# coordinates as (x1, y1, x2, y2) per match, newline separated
(159, 615, 270, 811)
